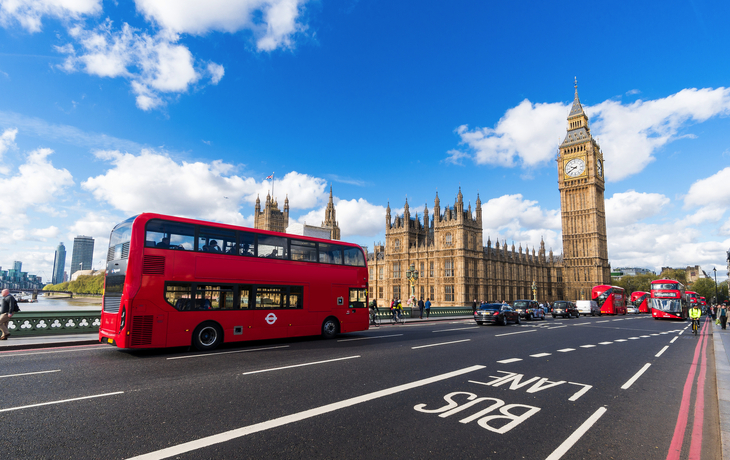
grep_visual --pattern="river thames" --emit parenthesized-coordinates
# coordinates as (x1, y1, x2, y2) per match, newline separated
(18, 294, 102, 311)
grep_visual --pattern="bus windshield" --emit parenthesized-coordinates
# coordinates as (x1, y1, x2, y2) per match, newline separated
(652, 283, 679, 290)
(109, 216, 137, 247)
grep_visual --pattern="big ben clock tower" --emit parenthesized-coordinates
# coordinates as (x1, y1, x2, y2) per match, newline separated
(558, 79, 611, 300)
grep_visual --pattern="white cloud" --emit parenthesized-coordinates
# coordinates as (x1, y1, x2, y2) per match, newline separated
(0, 127, 18, 174)
(451, 87, 730, 182)
(0, 0, 101, 32)
(296, 197, 385, 239)
(134, 0, 307, 51)
(480, 194, 561, 252)
(605, 190, 671, 227)
(685, 167, 730, 211)
(207, 62, 225, 84)
(32, 226, 60, 239)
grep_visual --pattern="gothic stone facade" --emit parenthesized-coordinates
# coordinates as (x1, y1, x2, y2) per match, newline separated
(367, 189, 564, 308)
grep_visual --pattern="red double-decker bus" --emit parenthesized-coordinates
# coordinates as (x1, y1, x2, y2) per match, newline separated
(630, 291, 650, 313)
(700, 297, 707, 307)
(650, 279, 687, 320)
(686, 291, 700, 309)
(99, 213, 369, 351)
(592, 285, 627, 315)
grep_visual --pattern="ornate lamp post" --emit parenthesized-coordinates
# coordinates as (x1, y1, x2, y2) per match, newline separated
(532, 280, 537, 301)
(713, 267, 719, 304)
(406, 263, 419, 299)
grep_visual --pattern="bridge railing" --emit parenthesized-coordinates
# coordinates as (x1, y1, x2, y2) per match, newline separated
(375, 306, 473, 319)
(6, 311, 101, 336)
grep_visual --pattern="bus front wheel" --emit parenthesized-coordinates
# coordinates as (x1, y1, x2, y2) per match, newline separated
(322, 317, 339, 339)
(192, 322, 223, 351)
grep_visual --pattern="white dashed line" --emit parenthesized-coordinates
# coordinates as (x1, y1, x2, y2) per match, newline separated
(545, 407, 607, 460)
(615, 339, 628, 342)
(612, 319, 624, 321)
(628, 337, 640, 340)
(497, 358, 523, 364)
(495, 330, 537, 337)
(670, 337, 678, 343)
(580, 345, 596, 348)
(433, 327, 480, 333)
(557, 348, 576, 353)
(596, 320, 609, 323)
(530, 353, 552, 358)
(412, 339, 471, 350)
(598, 342, 613, 345)
(547, 326, 568, 330)
(640, 335, 650, 338)
(621, 363, 651, 390)
(655, 346, 670, 357)
(337, 334, 403, 342)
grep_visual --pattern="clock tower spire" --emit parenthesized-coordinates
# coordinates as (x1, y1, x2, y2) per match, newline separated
(557, 78, 610, 300)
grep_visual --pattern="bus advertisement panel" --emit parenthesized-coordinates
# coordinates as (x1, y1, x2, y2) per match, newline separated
(592, 285, 627, 315)
(650, 279, 687, 320)
(99, 213, 369, 351)
(630, 291, 650, 313)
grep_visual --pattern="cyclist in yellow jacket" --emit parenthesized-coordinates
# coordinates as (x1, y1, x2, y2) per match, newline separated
(689, 304, 702, 334)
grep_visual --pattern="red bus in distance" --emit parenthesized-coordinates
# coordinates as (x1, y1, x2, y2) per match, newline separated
(592, 285, 627, 315)
(99, 213, 370, 351)
(630, 291, 650, 313)
(686, 291, 699, 308)
(700, 297, 707, 307)
(650, 279, 687, 320)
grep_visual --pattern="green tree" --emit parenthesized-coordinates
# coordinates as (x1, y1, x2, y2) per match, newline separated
(689, 278, 716, 300)
(615, 273, 658, 295)
(658, 269, 687, 285)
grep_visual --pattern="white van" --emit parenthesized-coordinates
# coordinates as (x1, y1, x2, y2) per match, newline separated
(576, 300, 600, 316)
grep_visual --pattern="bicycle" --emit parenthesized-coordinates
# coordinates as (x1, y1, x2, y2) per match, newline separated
(369, 310, 381, 327)
(391, 309, 404, 325)
(691, 318, 700, 335)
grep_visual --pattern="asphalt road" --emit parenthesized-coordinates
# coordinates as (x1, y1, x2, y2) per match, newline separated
(0, 314, 719, 460)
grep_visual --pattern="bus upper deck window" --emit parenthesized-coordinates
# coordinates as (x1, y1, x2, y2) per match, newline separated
(146, 220, 195, 250)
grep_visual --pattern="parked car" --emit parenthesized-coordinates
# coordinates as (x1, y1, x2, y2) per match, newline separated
(627, 305, 640, 314)
(552, 300, 579, 318)
(474, 303, 521, 326)
(576, 300, 601, 316)
(513, 299, 546, 320)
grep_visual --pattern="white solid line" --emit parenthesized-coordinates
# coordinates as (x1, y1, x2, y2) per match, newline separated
(598, 342, 613, 345)
(530, 353, 552, 358)
(0, 391, 124, 413)
(545, 407, 607, 460)
(126, 365, 486, 460)
(412, 339, 471, 349)
(0, 369, 61, 379)
(337, 334, 403, 342)
(497, 358, 523, 364)
(596, 320, 609, 323)
(495, 330, 537, 337)
(242, 356, 360, 375)
(621, 363, 652, 390)
(433, 327, 480, 333)
(167, 345, 289, 360)
(547, 326, 568, 330)
(0, 346, 107, 358)
(580, 345, 596, 348)
(574, 323, 591, 326)
(655, 346, 670, 357)
(614, 339, 627, 342)
(557, 348, 575, 352)
(670, 337, 678, 344)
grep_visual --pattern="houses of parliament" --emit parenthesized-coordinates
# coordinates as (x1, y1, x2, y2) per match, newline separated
(256, 82, 611, 306)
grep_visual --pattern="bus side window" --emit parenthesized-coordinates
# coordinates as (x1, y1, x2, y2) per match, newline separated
(258, 235, 288, 259)
(288, 286, 304, 309)
(198, 226, 236, 254)
(146, 219, 195, 251)
(239, 285, 252, 309)
(166, 283, 192, 310)
(349, 288, 367, 308)
(256, 287, 285, 309)
(319, 243, 343, 265)
(344, 247, 365, 266)
(291, 240, 317, 262)
(239, 232, 256, 257)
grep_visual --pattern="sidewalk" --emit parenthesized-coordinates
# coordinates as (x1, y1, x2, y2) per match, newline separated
(0, 315, 475, 352)
(714, 320, 730, 459)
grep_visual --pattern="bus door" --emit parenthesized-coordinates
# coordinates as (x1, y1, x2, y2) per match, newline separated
(332, 285, 368, 333)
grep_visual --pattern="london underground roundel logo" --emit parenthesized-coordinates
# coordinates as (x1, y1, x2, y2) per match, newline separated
(265, 313, 278, 325)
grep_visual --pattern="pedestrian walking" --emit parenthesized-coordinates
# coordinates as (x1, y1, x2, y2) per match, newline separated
(712, 305, 717, 321)
(720, 303, 728, 330)
(425, 298, 431, 318)
(418, 298, 424, 319)
(472, 299, 477, 314)
(0, 288, 20, 340)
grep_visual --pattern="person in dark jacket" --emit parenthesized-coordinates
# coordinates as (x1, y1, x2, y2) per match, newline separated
(418, 298, 425, 319)
(0, 289, 20, 340)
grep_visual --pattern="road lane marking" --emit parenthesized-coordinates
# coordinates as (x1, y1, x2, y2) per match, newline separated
(127, 365, 487, 460)
(612, 319, 624, 321)
(545, 407, 607, 460)
(656, 346, 670, 357)
(615, 339, 627, 342)
(670, 337, 678, 344)
(530, 353, 552, 358)
(640, 335, 651, 338)
(0, 391, 124, 413)
(596, 320, 609, 323)
(0, 345, 108, 358)
(573, 323, 591, 326)
(412, 339, 471, 349)
(242, 356, 360, 375)
(433, 327, 479, 333)
(496, 358, 522, 364)
(557, 348, 575, 353)
(567, 382, 593, 402)
(579, 345, 596, 348)
(651, 334, 660, 336)
(546, 325, 567, 329)
(167, 345, 290, 360)
(0, 369, 60, 379)
(628, 337, 640, 340)
(338, 334, 403, 342)
(621, 363, 651, 389)
(495, 330, 537, 337)
(688, 321, 710, 459)
(598, 342, 613, 345)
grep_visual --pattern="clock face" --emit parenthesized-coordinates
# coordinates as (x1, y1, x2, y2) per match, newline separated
(564, 158, 585, 177)
(597, 160, 603, 177)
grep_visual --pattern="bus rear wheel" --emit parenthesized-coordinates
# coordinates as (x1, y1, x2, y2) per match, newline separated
(321, 317, 339, 339)
(192, 322, 223, 351)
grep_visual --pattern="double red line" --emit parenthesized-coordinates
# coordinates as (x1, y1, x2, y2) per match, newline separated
(666, 318, 710, 460)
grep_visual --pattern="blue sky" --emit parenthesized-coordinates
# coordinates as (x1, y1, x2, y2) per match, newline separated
(1, 0, 730, 283)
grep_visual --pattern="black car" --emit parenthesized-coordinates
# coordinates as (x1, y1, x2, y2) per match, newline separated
(474, 303, 521, 326)
(513, 299, 545, 320)
(552, 300, 579, 318)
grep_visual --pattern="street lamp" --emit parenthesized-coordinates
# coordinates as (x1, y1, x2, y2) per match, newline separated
(714, 267, 719, 304)
(406, 263, 419, 300)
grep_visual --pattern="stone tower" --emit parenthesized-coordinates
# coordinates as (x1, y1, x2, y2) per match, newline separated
(254, 193, 289, 233)
(321, 186, 341, 240)
(557, 78, 611, 300)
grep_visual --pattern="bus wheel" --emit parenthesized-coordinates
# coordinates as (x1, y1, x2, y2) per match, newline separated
(321, 317, 339, 339)
(192, 322, 223, 351)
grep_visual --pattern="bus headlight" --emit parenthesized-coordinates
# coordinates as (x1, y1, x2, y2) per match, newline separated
(119, 306, 126, 332)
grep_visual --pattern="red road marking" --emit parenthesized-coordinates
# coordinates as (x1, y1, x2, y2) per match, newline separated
(666, 319, 708, 460)
(688, 321, 709, 460)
